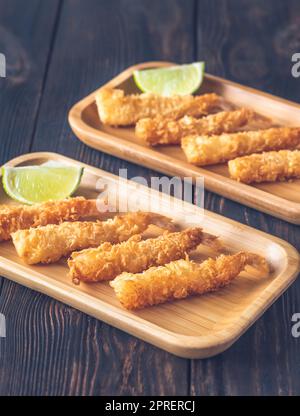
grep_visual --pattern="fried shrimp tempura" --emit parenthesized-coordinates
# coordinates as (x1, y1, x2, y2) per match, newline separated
(228, 150, 300, 183)
(68, 227, 219, 283)
(11, 212, 173, 265)
(96, 88, 221, 126)
(181, 127, 300, 166)
(0, 197, 101, 242)
(110, 251, 269, 310)
(135, 108, 272, 146)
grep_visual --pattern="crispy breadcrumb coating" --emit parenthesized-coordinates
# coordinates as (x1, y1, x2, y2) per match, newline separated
(96, 88, 221, 126)
(228, 150, 300, 183)
(110, 251, 269, 310)
(136, 108, 272, 146)
(181, 127, 300, 166)
(11, 212, 173, 264)
(0, 197, 100, 242)
(68, 227, 219, 283)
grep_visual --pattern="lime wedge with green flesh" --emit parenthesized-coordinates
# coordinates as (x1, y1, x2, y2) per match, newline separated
(133, 62, 205, 96)
(2, 165, 84, 204)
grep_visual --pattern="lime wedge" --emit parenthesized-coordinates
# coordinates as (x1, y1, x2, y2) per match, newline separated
(2, 165, 84, 204)
(133, 62, 205, 96)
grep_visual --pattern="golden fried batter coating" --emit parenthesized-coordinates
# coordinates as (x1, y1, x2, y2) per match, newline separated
(96, 88, 221, 126)
(68, 227, 219, 283)
(11, 212, 173, 264)
(181, 127, 300, 166)
(136, 108, 272, 146)
(110, 251, 269, 310)
(228, 150, 300, 183)
(0, 197, 100, 242)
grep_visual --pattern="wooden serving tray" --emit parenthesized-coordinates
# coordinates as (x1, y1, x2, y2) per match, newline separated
(0, 152, 299, 358)
(69, 61, 300, 224)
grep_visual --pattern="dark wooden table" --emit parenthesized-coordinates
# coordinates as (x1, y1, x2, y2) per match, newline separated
(0, 0, 300, 396)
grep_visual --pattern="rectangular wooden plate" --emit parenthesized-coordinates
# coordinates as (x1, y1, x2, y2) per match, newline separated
(69, 61, 300, 224)
(0, 152, 299, 358)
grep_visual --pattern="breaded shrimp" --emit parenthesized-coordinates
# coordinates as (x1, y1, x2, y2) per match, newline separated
(96, 88, 221, 126)
(181, 127, 300, 166)
(135, 108, 272, 146)
(11, 212, 173, 264)
(110, 252, 269, 310)
(68, 227, 219, 283)
(228, 150, 300, 183)
(0, 197, 101, 242)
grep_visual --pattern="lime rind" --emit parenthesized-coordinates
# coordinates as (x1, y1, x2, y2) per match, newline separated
(133, 62, 205, 96)
(2, 165, 84, 205)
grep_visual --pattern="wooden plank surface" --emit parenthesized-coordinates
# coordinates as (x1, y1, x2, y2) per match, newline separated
(0, 0, 194, 395)
(190, 0, 300, 396)
(0, 0, 61, 394)
(1, 0, 300, 396)
(0, 0, 61, 165)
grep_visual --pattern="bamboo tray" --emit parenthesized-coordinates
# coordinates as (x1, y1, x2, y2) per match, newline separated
(0, 152, 299, 358)
(69, 61, 300, 224)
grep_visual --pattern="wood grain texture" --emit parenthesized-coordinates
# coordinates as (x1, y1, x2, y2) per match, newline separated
(0, 0, 194, 395)
(0, 0, 61, 390)
(0, 280, 188, 396)
(31, 0, 195, 161)
(191, 0, 300, 396)
(1, 0, 300, 396)
(0, 0, 61, 165)
(196, 0, 300, 101)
